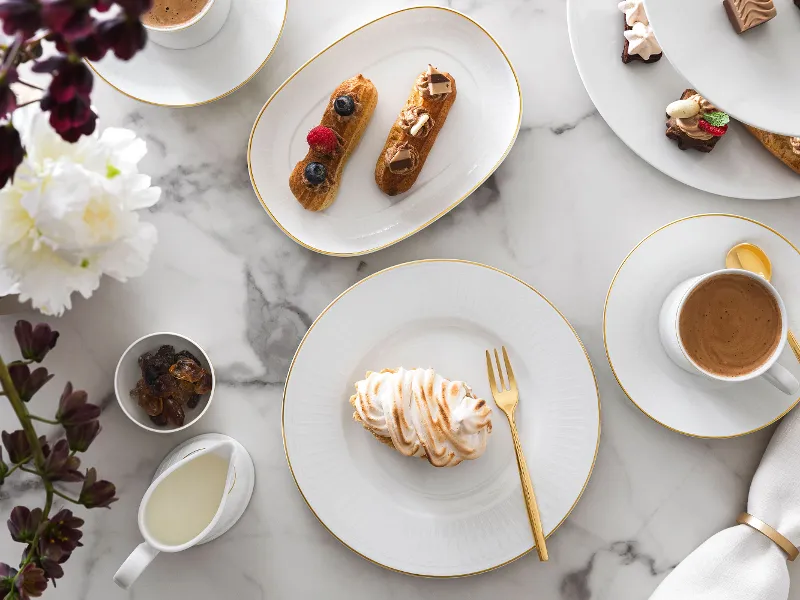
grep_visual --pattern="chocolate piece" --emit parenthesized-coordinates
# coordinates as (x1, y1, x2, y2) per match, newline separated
(386, 144, 419, 175)
(665, 89, 723, 153)
(427, 65, 452, 96)
(723, 0, 776, 33)
(622, 14, 662, 63)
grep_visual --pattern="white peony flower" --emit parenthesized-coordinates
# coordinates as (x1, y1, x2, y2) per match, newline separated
(0, 109, 161, 316)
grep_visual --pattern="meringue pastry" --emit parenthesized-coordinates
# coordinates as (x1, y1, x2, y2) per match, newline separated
(349, 368, 492, 467)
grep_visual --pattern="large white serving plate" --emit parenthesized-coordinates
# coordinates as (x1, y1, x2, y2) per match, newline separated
(644, 0, 800, 137)
(248, 7, 521, 256)
(88, 0, 287, 107)
(567, 0, 800, 200)
(283, 260, 600, 576)
(605, 214, 800, 438)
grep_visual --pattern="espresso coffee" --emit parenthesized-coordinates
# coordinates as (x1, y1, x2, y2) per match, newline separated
(678, 273, 782, 377)
(142, 0, 210, 28)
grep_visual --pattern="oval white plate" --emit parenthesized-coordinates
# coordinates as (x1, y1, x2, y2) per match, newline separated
(644, 0, 800, 137)
(567, 0, 800, 200)
(88, 0, 287, 107)
(248, 7, 521, 256)
(604, 214, 800, 439)
(283, 260, 600, 576)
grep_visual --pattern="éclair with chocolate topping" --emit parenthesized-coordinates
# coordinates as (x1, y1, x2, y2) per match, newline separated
(289, 74, 378, 212)
(375, 65, 456, 196)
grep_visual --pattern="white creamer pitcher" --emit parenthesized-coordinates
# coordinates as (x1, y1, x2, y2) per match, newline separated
(114, 434, 255, 589)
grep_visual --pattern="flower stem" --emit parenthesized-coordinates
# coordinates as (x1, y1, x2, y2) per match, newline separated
(0, 354, 55, 571)
(18, 465, 37, 475)
(4, 463, 21, 477)
(29, 415, 59, 425)
(0, 34, 24, 81)
(52, 489, 80, 504)
(16, 79, 42, 91)
(15, 99, 41, 109)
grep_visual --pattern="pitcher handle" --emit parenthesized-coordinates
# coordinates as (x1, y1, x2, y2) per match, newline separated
(113, 542, 160, 589)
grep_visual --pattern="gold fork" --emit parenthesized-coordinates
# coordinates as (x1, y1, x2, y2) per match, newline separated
(486, 346, 548, 562)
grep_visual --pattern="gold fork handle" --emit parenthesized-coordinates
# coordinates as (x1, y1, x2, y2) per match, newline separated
(789, 330, 800, 363)
(508, 416, 549, 561)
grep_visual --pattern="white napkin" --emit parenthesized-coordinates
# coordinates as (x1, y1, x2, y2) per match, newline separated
(649, 406, 800, 600)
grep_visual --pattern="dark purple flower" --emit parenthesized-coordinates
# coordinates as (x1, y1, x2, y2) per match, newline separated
(8, 364, 54, 403)
(39, 509, 83, 555)
(41, 0, 93, 40)
(15, 563, 47, 598)
(56, 383, 100, 427)
(0, 66, 18, 118)
(2, 430, 31, 465)
(79, 468, 117, 508)
(69, 31, 108, 61)
(0, 0, 43, 36)
(36, 549, 67, 583)
(14, 321, 59, 363)
(97, 15, 146, 60)
(0, 563, 17, 598)
(7, 507, 43, 544)
(65, 420, 100, 453)
(44, 59, 92, 103)
(40, 93, 97, 142)
(0, 123, 24, 189)
(42, 440, 82, 482)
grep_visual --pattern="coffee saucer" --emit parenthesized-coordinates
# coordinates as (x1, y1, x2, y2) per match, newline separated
(87, 0, 287, 107)
(604, 214, 800, 438)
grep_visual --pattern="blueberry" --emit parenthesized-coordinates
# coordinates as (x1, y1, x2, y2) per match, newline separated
(333, 95, 355, 117)
(304, 162, 327, 185)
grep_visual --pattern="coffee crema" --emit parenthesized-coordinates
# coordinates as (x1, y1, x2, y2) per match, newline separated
(142, 0, 210, 28)
(678, 273, 781, 377)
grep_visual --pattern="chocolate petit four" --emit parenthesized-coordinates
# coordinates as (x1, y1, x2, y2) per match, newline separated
(665, 89, 730, 153)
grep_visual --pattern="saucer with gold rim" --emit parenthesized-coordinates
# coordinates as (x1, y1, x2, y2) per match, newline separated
(604, 213, 800, 438)
(87, 0, 287, 107)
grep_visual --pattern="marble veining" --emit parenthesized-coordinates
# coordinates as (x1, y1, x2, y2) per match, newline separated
(1, 0, 800, 598)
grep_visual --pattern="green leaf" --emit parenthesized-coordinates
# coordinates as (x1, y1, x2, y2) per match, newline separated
(703, 111, 730, 127)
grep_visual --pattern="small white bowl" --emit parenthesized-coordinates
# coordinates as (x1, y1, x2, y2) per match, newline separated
(115, 332, 215, 433)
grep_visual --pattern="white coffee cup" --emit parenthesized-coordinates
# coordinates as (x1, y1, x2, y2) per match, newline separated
(144, 0, 232, 50)
(659, 268, 799, 395)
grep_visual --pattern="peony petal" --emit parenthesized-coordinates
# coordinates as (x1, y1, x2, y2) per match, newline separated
(95, 219, 156, 281)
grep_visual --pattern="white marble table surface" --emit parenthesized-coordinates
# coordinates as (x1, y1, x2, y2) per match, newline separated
(3, 0, 800, 598)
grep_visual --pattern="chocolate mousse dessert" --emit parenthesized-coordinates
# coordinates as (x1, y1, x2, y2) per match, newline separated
(665, 89, 730, 153)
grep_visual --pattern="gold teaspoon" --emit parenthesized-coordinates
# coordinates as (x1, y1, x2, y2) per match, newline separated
(725, 242, 800, 363)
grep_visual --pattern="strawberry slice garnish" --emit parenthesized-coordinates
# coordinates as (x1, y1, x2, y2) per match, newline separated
(697, 119, 728, 137)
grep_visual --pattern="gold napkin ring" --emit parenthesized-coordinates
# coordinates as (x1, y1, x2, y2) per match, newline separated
(737, 513, 799, 561)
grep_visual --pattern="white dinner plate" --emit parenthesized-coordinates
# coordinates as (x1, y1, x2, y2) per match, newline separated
(87, 0, 287, 107)
(566, 0, 800, 200)
(248, 7, 521, 256)
(644, 0, 800, 137)
(604, 214, 800, 439)
(283, 260, 600, 576)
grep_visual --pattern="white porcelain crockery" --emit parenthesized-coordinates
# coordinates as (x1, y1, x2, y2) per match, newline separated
(566, 0, 800, 199)
(113, 434, 255, 589)
(605, 214, 800, 438)
(145, 0, 232, 50)
(248, 6, 521, 256)
(283, 260, 600, 576)
(114, 332, 215, 433)
(659, 268, 799, 395)
(644, 0, 800, 137)
(87, 0, 287, 106)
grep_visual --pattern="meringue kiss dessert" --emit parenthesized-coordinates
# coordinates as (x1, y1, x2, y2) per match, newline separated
(349, 368, 492, 467)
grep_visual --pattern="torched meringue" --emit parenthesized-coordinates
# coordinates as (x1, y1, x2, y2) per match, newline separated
(618, 0, 648, 26)
(349, 368, 492, 467)
(623, 22, 661, 61)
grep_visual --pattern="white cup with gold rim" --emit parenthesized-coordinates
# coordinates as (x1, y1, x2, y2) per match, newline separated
(659, 268, 799, 395)
(144, 0, 232, 50)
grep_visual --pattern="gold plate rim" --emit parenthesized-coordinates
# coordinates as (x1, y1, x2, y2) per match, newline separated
(86, 0, 289, 108)
(603, 212, 800, 440)
(247, 6, 523, 258)
(282, 258, 602, 578)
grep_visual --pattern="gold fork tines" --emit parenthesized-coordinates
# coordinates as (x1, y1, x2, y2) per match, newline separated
(486, 346, 548, 562)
